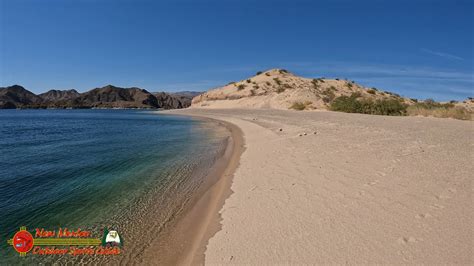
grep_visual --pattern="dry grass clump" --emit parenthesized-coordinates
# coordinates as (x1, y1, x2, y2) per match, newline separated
(407, 105, 472, 120)
(237, 84, 246, 91)
(290, 101, 312, 110)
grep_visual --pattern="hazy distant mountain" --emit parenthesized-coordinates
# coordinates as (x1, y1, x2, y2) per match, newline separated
(152, 91, 201, 109)
(170, 91, 202, 107)
(39, 89, 80, 102)
(0, 85, 191, 109)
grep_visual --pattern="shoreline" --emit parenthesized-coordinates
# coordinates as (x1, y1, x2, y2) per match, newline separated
(167, 108, 471, 264)
(143, 111, 244, 265)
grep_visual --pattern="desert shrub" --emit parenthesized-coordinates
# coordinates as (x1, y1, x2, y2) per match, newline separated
(256, 71, 263, 75)
(319, 78, 325, 82)
(371, 87, 378, 91)
(407, 105, 471, 120)
(335, 78, 340, 81)
(237, 84, 246, 91)
(415, 99, 454, 109)
(279, 69, 288, 74)
(276, 87, 285, 93)
(290, 101, 312, 110)
(321, 88, 336, 103)
(330, 93, 407, 116)
(228, 81, 236, 85)
(404, 99, 471, 120)
(246, 79, 251, 83)
(311, 79, 320, 89)
(411, 98, 418, 103)
(265, 72, 271, 76)
(253, 85, 259, 89)
(273, 78, 282, 85)
(367, 89, 376, 94)
(346, 82, 353, 89)
(266, 81, 271, 86)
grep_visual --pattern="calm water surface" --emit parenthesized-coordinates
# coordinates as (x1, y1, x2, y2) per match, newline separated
(0, 109, 229, 262)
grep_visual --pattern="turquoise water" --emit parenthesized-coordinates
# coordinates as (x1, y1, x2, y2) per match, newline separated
(0, 110, 229, 262)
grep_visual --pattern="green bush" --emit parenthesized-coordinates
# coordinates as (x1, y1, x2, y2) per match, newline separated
(237, 84, 246, 91)
(367, 89, 376, 94)
(246, 79, 251, 83)
(330, 93, 407, 116)
(256, 71, 263, 75)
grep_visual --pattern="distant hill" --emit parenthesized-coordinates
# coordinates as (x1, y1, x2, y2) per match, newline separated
(0, 85, 43, 108)
(0, 85, 191, 109)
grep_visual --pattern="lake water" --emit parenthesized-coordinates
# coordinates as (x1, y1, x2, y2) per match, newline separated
(0, 109, 229, 263)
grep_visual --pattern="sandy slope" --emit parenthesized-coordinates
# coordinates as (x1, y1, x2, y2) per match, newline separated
(173, 108, 472, 265)
(192, 69, 415, 110)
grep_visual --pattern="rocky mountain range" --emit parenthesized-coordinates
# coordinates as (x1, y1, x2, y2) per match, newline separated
(0, 85, 200, 109)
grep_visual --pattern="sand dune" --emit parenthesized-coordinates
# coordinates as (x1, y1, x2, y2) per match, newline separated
(170, 108, 472, 265)
(191, 69, 415, 110)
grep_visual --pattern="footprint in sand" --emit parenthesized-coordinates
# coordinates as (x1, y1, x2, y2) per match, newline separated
(397, 236, 417, 245)
(376, 171, 387, 177)
(365, 180, 379, 186)
(415, 213, 432, 219)
(430, 204, 445, 210)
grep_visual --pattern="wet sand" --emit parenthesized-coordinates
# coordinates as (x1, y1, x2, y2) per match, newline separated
(140, 114, 244, 265)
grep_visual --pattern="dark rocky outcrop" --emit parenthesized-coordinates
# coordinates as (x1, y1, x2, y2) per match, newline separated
(0, 85, 43, 108)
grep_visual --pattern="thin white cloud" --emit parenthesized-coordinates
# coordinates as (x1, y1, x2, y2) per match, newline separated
(421, 48, 464, 61)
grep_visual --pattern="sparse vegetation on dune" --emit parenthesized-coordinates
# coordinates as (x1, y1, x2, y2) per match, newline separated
(330, 93, 407, 116)
(192, 68, 472, 120)
(276, 87, 285, 93)
(406, 99, 472, 120)
(329, 94, 472, 120)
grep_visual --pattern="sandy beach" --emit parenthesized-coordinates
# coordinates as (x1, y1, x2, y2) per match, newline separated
(169, 108, 472, 265)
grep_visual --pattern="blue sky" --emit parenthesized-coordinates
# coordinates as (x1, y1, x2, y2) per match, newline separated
(0, 0, 472, 101)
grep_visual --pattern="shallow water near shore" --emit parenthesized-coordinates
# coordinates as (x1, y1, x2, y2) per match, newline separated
(0, 109, 230, 263)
